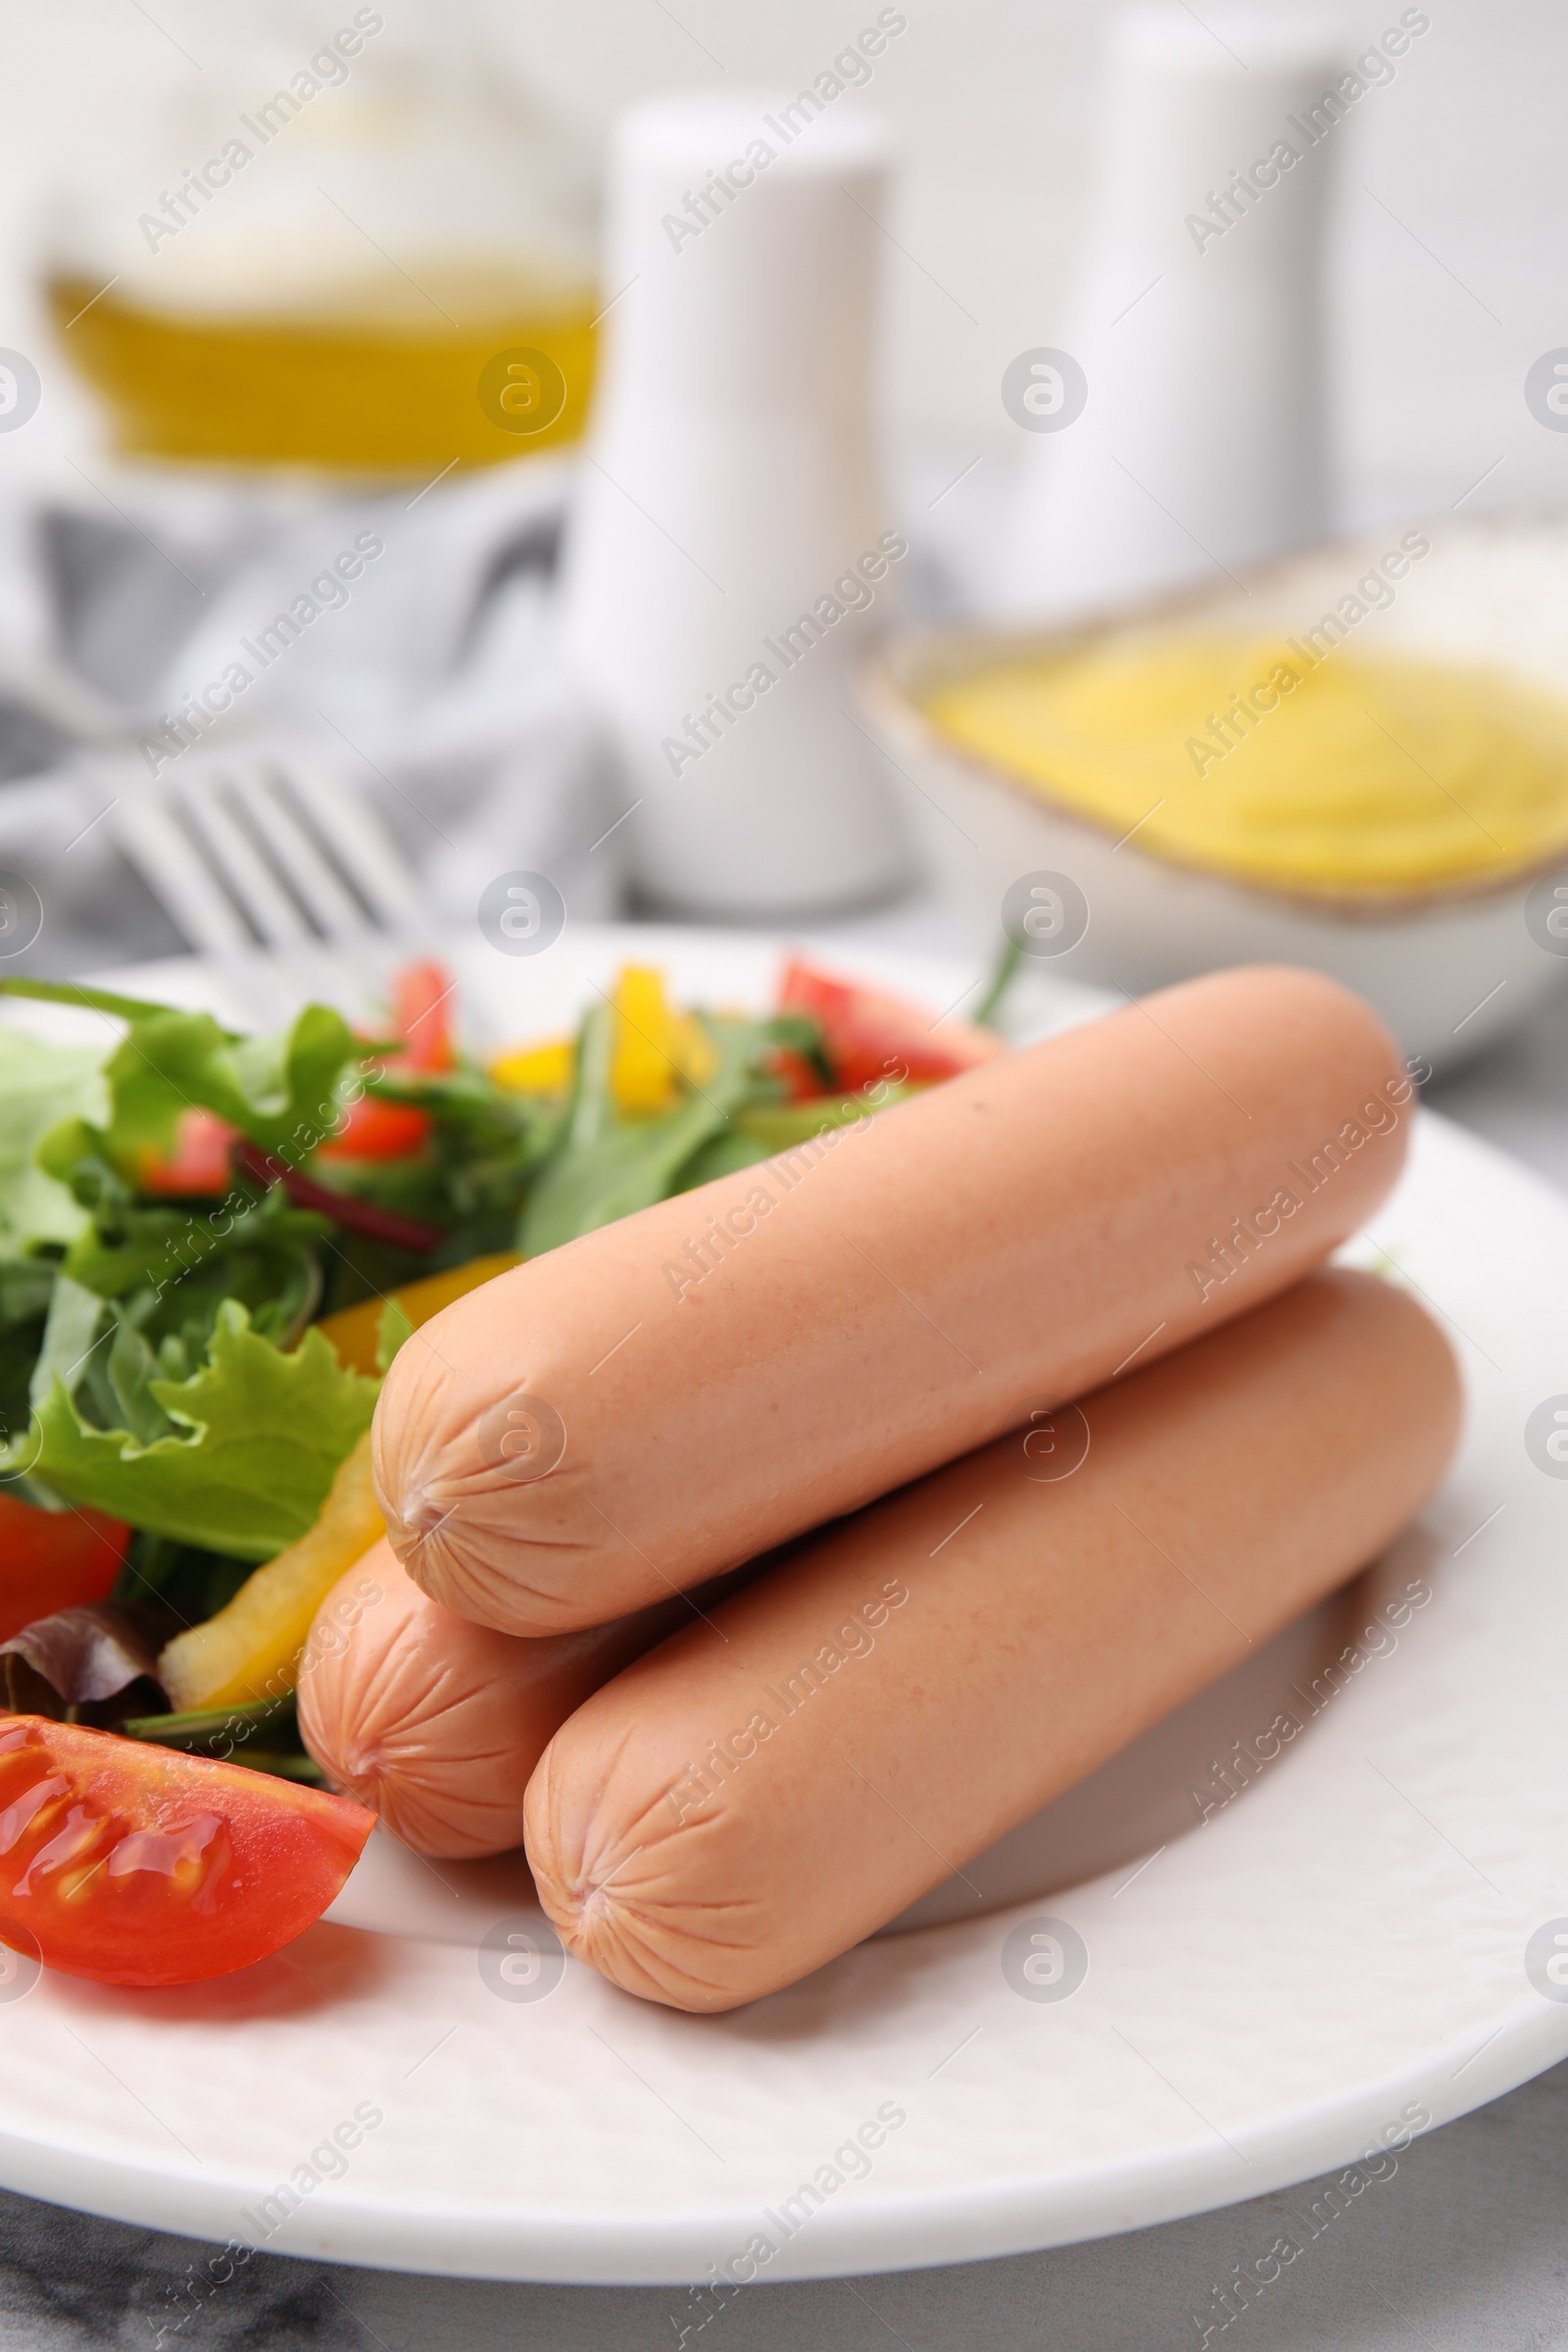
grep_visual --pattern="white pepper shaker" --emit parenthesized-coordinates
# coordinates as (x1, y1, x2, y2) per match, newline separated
(563, 92, 912, 915)
(999, 5, 1346, 622)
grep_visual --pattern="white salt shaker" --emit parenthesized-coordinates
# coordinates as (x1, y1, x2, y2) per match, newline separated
(998, 6, 1346, 622)
(563, 92, 912, 915)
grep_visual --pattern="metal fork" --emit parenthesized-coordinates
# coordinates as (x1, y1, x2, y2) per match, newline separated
(93, 738, 429, 1025)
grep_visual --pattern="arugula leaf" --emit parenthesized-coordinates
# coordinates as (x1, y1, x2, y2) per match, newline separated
(308, 1065, 560, 1257)
(122, 1693, 298, 1754)
(677, 1130, 775, 1187)
(30, 1301, 379, 1560)
(518, 1014, 781, 1256)
(43, 1136, 325, 1345)
(972, 934, 1024, 1029)
(520, 1096, 730, 1254)
(735, 1085, 916, 1152)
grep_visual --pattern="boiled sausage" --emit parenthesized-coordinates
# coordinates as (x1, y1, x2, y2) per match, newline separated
(523, 1271, 1459, 2010)
(296, 1540, 759, 1857)
(374, 968, 1413, 1636)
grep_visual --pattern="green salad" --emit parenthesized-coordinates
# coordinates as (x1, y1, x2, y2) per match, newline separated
(0, 950, 1004, 1777)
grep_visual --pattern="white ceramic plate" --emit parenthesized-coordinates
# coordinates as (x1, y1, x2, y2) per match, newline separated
(2, 924, 1567, 2285)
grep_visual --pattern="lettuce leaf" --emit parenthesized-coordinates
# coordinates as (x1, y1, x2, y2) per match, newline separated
(27, 1273, 104, 1414)
(0, 1026, 108, 1249)
(0, 979, 365, 1168)
(30, 1301, 379, 1559)
(100, 1001, 363, 1166)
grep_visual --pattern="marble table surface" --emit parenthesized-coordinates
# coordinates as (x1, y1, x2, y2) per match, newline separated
(6, 902, 1568, 2350)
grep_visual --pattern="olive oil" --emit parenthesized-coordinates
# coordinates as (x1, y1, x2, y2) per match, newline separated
(49, 268, 595, 474)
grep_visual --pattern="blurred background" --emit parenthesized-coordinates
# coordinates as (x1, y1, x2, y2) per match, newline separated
(5, 0, 1564, 513)
(1, 0, 1566, 1163)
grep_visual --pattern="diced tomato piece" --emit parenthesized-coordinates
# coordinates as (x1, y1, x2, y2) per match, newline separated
(392, 959, 458, 1074)
(777, 956, 1006, 1093)
(316, 1096, 433, 1162)
(0, 1715, 372, 1986)
(316, 959, 456, 1160)
(137, 1108, 237, 1197)
(0, 1494, 128, 1644)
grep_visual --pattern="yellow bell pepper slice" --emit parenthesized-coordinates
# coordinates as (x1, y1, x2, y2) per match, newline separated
(315, 1250, 521, 1377)
(157, 1430, 384, 1712)
(491, 1036, 575, 1095)
(610, 965, 717, 1113)
(611, 965, 678, 1112)
(670, 1012, 719, 1090)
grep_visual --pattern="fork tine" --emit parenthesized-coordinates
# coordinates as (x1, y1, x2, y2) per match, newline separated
(281, 753, 424, 929)
(176, 766, 312, 947)
(110, 784, 254, 956)
(100, 736, 431, 1035)
(242, 760, 368, 936)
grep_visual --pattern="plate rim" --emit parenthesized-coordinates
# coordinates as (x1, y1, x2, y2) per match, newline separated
(2, 923, 1565, 2284)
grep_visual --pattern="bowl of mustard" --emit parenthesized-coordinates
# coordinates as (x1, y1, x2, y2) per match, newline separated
(862, 516, 1568, 1065)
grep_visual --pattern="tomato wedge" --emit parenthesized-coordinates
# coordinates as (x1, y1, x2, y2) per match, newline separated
(0, 1715, 372, 1986)
(0, 1494, 128, 1644)
(777, 956, 1005, 1093)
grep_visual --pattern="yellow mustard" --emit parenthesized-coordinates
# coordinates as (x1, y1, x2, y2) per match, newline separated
(923, 637, 1568, 897)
